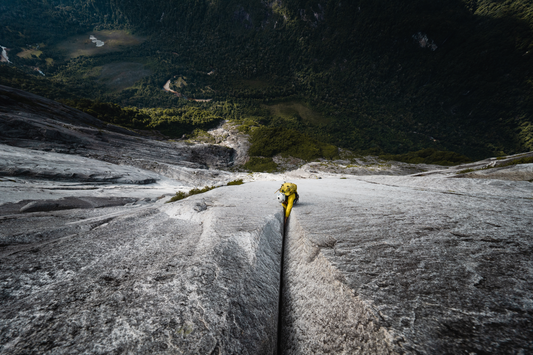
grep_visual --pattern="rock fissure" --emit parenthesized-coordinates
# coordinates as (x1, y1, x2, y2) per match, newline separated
(279, 214, 403, 354)
(276, 211, 288, 355)
(1, 85, 533, 353)
(275, 178, 533, 354)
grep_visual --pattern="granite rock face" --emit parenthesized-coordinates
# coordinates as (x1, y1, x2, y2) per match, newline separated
(415, 151, 533, 181)
(461, 163, 533, 181)
(0, 182, 284, 355)
(2, 84, 533, 354)
(281, 177, 533, 354)
(2, 175, 533, 354)
(0, 144, 160, 184)
(0, 85, 236, 175)
(206, 121, 251, 166)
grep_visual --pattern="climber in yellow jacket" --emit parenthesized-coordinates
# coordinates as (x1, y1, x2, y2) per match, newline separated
(277, 182, 299, 222)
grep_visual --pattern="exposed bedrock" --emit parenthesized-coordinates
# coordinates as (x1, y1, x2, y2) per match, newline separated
(0, 182, 285, 354)
(0, 144, 159, 184)
(280, 178, 533, 354)
(281, 216, 401, 354)
(0, 85, 236, 175)
(2, 86, 533, 355)
(0, 143, 234, 189)
(1, 177, 532, 354)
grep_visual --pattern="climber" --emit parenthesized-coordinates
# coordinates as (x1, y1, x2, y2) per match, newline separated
(276, 182, 299, 222)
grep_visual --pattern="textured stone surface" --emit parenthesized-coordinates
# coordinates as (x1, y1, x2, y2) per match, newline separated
(461, 163, 533, 181)
(0, 182, 284, 354)
(281, 216, 401, 355)
(2, 85, 533, 354)
(281, 177, 533, 354)
(295, 159, 440, 177)
(0, 144, 161, 184)
(206, 121, 251, 166)
(0, 85, 236, 176)
(415, 151, 533, 181)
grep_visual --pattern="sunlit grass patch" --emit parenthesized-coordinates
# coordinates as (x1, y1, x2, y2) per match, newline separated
(265, 101, 330, 125)
(17, 49, 42, 58)
(55, 30, 146, 58)
(227, 179, 244, 185)
(97, 62, 151, 91)
(167, 185, 217, 203)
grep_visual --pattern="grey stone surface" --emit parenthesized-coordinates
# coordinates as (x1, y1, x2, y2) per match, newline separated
(461, 163, 533, 181)
(0, 182, 284, 354)
(16, 196, 139, 214)
(206, 121, 251, 166)
(0, 85, 236, 176)
(295, 159, 441, 177)
(0, 143, 194, 206)
(415, 151, 533, 181)
(2, 84, 533, 354)
(0, 144, 160, 184)
(281, 177, 533, 354)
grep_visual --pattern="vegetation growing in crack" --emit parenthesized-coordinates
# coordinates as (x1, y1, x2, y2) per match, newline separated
(458, 168, 478, 174)
(167, 186, 217, 203)
(497, 156, 533, 168)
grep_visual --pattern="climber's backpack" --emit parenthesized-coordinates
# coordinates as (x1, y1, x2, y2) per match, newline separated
(278, 182, 299, 204)
(280, 182, 297, 195)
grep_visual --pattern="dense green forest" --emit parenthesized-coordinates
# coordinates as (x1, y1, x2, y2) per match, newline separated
(1, 0, 533, 161)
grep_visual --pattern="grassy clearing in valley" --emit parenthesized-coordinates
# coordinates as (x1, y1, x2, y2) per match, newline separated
(55, 30, 146, 58)
(97, 62, 152, 91)
(170, 76, 187, 90)
(265, 101, 330, 125)
(17, 49, 43, 59)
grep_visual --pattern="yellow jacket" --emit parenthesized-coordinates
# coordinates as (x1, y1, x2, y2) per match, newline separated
(279, 182, 297, 218)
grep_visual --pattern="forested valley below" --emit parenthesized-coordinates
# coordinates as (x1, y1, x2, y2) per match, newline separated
(2, 0, 533, 165)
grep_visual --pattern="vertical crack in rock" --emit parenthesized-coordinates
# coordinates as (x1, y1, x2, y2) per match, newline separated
(279, 215, 406, 355)
(276, 213, 288, 355)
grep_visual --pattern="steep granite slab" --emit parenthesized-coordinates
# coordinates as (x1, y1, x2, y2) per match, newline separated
(0, 85, 236, 175)
(460, 163, 533, 181)
(281, 177, 533, 354)
(0, 182, 284, 354)
(0, 144, 162, 184)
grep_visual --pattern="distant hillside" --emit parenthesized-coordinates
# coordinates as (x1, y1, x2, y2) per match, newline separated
(1, 0, 533, 159)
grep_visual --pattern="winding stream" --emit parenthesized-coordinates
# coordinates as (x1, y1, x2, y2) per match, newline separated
(89, 35, 105, 47)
